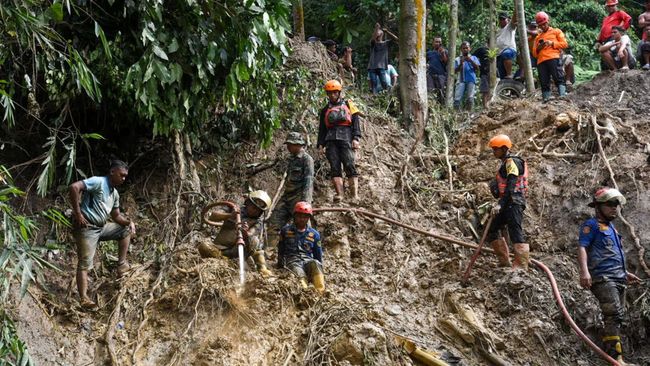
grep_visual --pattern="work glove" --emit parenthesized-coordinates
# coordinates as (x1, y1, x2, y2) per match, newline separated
(491, 204, 501, 216)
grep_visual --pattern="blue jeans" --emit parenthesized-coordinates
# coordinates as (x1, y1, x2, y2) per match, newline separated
(369, 68, 389, 93)
(453, 82, 476, 109)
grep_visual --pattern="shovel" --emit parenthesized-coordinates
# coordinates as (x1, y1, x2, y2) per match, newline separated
(460, 214, 494, 286)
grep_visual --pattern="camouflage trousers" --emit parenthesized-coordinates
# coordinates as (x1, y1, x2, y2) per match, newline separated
(591, 276, 627, 357)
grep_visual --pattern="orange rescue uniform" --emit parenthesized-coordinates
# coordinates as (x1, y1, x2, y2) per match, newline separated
(532, 27, 568, 64)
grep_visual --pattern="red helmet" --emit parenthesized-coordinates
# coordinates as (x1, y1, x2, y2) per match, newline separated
(605, 0, 618, 6)
(294, 201, 313, 215)
(535, 11, 549, 25)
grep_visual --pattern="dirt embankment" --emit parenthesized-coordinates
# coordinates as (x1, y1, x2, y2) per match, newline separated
(10, 62, 650, 365)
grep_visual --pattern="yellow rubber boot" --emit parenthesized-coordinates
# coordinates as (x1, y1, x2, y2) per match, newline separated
(197, 241, 222, 258)
(490, 238, 511, 267)
(312, 272, 325, 294)
(299, 278, 309, 289)
(512, 243, 530, 270)
(252, 251, 273, 278)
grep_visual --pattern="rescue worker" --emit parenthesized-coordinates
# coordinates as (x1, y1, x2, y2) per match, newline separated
(317, 80, 362, 203)
(532, 12, 568, 102)
(578, 188, 641, 364)
(198, 190, 273, 277)
(69, 160, 136, 309)
(277, 202, 325, 293)
(269, 132, 314, 232)
(486, 134, 529, 270)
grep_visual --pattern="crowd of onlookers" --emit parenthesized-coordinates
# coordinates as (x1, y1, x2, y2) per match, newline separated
(311, 0, 650, 108)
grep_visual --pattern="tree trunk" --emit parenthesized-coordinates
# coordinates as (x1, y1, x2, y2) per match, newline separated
(398, 0, 428, 131)
(292, 0, 305, 42)
(445, 0, 459, 108)
(488, 0, 497, 94)
(514, 0, 535, 93)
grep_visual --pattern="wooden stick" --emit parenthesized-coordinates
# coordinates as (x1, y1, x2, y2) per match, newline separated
(443, 132, 453, 191)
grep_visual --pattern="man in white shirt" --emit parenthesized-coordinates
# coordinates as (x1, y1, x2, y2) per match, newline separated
(496, 11, 518, 79)
(598, 26, 635, 71)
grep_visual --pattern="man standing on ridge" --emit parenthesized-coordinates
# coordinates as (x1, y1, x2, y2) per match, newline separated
(486, 134, 530, 270)
(496, 10, 518, 79)
(199, 190, 274, 278)
(317, 79, 362, 203)
(532, 12, 568, 102)
(69, 160, 136, 309)
(426, 36, 449, 104)
(277, 202, 325, 293)
(578, 188, 641, 365)
(269, 132, 314, 237)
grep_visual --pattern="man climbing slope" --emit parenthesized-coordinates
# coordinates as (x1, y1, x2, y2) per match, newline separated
(198, 190, 273, 277)
(486, 134, 530, 270)
(269, 131, 314, 235)
(317, 79, 362, 203)
(578, 188, 641, 365)
(69, 160, 136, 309)
(277, 202, 325, 293)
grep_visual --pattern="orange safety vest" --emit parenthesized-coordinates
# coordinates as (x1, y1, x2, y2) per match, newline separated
(324, 101, 352, 129)
(496, 157, 528, 198)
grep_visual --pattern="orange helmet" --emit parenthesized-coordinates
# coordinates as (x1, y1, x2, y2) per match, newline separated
(294, 201, 313, 215)
(535, 11, 549, 25)
(488, 134, 512, 149)
(605, 0, 618, 6)
(324, 79, 342, 92)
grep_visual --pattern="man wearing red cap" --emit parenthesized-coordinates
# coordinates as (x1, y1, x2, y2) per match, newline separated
(596, 0, 632, 49)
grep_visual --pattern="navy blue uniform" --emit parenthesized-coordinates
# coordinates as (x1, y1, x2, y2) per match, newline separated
(278, 224, 322, 279)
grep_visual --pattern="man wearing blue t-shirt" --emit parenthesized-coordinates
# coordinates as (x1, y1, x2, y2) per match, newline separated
(453, 41, 480, 110)
(426, 36, 449, 104)
(69, 160, 136, 309)
(578, 187, 641, 364)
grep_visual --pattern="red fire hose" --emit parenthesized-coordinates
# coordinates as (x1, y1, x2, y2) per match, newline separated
(312, 207, 620, 366)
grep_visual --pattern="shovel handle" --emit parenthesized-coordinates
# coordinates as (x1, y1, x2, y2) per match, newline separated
(461, 214, 494, 284)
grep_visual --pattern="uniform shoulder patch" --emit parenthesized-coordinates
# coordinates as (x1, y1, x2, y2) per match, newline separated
(347, 99, 360, 115)
(582, 226, 591, 234)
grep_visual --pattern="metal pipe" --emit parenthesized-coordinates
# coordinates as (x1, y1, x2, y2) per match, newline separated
(313, 206, 619, 366)
(202, 201, 247, 286)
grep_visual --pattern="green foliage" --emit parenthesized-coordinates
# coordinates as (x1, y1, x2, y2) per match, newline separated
(0, 310, 34, 366)
(0, 166, 61, 302)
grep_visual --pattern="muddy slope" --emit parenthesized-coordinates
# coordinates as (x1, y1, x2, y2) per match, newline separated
(10, 68, 650, 365)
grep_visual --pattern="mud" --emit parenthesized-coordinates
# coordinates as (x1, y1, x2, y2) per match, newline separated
(7, 67, 650, 365)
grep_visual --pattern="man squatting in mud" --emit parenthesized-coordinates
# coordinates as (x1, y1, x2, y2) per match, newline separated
(198, 190, 274, 277)
(578, 187, 641, 364)
(277, 201, 325, 293)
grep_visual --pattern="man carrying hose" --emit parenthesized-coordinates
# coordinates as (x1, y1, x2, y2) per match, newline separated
(486, 134, 530, 270)
(277, 202, 325, 293)
(317, 79, 362, 203)
(578, 187, 641, 364)
(198, 190, 273, 277)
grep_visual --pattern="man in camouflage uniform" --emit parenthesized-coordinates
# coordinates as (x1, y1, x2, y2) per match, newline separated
(198, 190, 273, 277)
(269, 132, 314, 233)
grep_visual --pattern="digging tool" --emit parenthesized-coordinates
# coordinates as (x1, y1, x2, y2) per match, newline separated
(202, 201, 246, 286)
(461, 214, 494, 286)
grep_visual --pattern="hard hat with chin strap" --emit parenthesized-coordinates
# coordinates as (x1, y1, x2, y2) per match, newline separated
(247, 190, 272, 211)
(324, 79, 343, 92)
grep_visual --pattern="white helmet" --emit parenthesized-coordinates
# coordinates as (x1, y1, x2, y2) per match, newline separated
(588, 187, 626, 207)
(247, 190, 272, 211)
